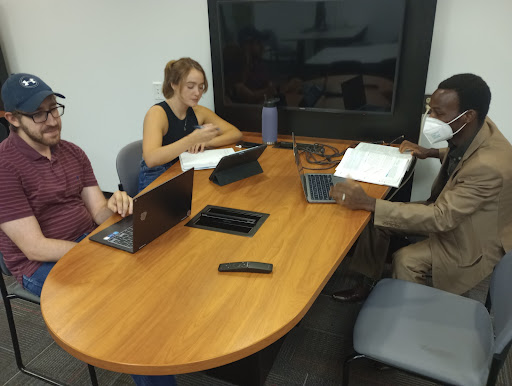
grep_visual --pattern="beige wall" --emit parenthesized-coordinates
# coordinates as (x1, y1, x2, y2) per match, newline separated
(1, 0, 511, 196)
(0, 0, 213, 192)
(411, 0, 512, 200)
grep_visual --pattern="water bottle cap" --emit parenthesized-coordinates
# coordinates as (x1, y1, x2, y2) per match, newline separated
(263, 97, 280, 107)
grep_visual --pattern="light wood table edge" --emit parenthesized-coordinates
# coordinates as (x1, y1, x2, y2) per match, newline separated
(43, 215, 371, 375)
(41, 133, 384, 375)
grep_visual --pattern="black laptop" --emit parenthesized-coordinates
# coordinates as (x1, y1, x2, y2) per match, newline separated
(89, 169, 194, 253)
(292, 133, 345, 203)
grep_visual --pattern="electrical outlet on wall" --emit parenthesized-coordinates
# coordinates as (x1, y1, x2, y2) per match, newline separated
(424, 94, 431, 110)
(152, 82, 164, 101)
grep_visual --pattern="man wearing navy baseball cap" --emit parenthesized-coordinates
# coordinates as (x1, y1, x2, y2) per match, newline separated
(2, 73, 65, 113)
(0, 74, 177, 386)
(0, 73, 133, 295)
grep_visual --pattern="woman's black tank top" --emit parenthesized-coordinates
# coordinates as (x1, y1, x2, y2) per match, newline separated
(156, 101, 199, 146)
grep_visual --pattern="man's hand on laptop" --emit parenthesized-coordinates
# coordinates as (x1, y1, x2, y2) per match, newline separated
(330, 179, 376, 213)
(108, 191, 133, 217)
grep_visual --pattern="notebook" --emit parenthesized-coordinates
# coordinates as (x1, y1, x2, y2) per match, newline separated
(292, 133, 345, 203)
(179, 148, 235, 171)
(89, 168, 194, 253)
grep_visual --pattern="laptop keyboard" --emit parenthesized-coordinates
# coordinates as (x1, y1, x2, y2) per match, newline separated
(105, 226, 133, 248)
(308, 174, 333, 201)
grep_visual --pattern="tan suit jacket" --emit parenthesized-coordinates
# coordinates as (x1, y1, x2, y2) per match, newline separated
(374, 118, 512, 294)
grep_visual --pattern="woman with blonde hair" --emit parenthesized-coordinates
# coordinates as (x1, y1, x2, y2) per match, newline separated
(138, 57, 242, 191)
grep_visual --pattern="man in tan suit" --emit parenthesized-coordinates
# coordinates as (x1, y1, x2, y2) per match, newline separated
(331, 73, 512, 301)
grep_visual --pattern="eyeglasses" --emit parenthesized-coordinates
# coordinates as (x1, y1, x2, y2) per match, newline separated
(21, 104, 65, 123)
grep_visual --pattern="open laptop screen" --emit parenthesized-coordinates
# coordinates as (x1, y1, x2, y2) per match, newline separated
(292, 133, 308, 198)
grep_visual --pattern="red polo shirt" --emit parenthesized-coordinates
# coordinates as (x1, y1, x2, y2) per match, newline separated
(0, 130, 98, 284)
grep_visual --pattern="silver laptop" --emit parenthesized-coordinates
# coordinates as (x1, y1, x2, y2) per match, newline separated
(292, 133, 345, 203)
(89, 168, 194, 253)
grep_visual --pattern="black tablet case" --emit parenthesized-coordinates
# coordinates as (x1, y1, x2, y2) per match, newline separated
(209, 144, 266, 186)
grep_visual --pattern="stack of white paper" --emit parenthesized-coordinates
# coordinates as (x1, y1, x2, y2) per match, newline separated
(334, 142, 413, 188)
(179, 148, 235, 171)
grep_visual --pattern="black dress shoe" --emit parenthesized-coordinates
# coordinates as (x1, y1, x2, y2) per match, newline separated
(332, 281, 373, 302)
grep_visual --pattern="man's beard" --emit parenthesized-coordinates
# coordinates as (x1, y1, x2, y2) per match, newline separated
(19, 122, 61, 147)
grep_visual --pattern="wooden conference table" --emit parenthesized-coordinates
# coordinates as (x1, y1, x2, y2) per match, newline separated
(41, 133, 389, 378)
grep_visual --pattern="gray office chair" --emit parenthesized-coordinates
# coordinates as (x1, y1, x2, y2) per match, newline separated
(116, 139, 143, 197)
(343, 250, 512, 386)
(0, 252, 98, 385)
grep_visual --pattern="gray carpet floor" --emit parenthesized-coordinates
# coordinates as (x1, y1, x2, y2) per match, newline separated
(1, 255, 511, 386)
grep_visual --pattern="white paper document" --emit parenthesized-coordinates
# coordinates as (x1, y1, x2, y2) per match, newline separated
(334, 142, 413, 188)
(179, 148, 235, 171)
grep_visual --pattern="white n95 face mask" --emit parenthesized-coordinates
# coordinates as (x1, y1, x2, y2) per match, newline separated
(423, 110, 468, 144)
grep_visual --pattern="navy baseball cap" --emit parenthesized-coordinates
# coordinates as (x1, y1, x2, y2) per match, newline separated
(1, 73, 65, 113)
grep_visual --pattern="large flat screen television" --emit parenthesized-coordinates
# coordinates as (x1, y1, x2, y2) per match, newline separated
(218, 0, 405, 114)
(208, 0, 437, 143)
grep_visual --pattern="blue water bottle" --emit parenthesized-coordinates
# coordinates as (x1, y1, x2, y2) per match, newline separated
(262, 97, 279, 145)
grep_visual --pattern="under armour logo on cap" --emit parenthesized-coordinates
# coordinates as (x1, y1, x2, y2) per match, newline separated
(20, 77, 39, 88)
(1, 73, 65, 113)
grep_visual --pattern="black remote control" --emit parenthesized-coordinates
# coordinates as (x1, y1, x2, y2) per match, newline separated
(218, 261, 273, 274)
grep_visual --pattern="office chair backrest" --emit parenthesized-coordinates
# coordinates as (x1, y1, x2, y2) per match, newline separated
(0, 251, 98, 384)
(490, 250, 512, 355)
(116, 139, 143, 197)
(0, 251, 12, 276)
(0, 122, 9, 143)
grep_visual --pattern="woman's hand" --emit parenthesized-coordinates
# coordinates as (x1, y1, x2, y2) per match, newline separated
(190, 124, 219, 147)
(187, 143, 205, 154)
